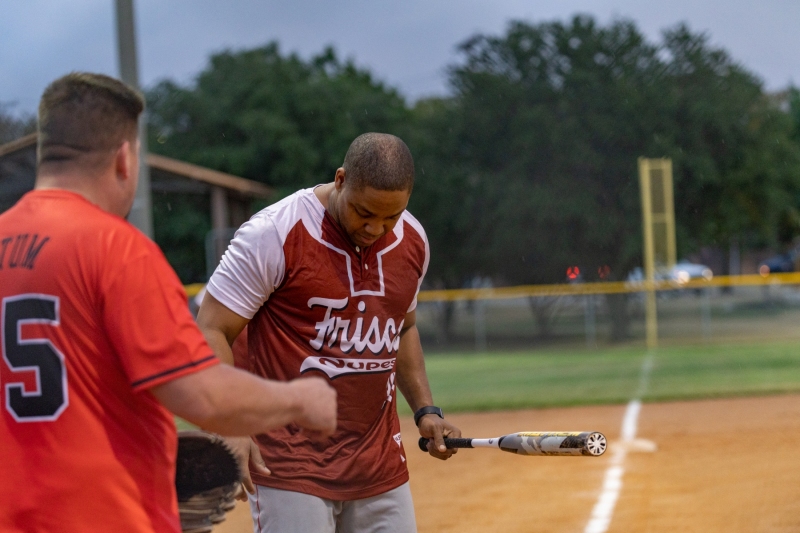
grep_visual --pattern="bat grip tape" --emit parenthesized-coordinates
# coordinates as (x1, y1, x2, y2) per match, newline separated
(418, 437, 473, 452)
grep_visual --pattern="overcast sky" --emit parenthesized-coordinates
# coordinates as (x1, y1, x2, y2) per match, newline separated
(2, 0, 798, 117)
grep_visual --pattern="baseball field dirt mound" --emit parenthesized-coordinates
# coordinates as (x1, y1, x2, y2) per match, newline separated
(215, 394, 800, 532)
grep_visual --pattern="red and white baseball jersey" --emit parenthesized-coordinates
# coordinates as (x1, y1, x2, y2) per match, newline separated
(0, 190, 218, 533)
(207, 186, 429, 501)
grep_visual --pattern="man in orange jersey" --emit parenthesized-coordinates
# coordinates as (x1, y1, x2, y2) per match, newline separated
(0, 72, 337, 533)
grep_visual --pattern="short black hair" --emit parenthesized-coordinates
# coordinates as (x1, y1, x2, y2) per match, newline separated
(38, 72, 144, 165)
(342, 133, 414, 192)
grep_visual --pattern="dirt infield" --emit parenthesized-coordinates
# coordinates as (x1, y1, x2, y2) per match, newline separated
(216, 394, 800, 532)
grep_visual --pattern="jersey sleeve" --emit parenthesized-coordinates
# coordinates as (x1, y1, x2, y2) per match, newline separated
(206, 214, 286, 319)
(101, 241, 218, 392)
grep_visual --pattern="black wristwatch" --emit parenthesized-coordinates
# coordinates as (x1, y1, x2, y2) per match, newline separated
(414, 406, 444, 427)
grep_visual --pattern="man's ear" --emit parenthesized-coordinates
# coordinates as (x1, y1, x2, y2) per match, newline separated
(334, 168, 346, 190)
(114, 141, 132, 182)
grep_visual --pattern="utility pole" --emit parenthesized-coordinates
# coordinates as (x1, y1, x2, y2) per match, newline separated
(115, 0, 153, 238)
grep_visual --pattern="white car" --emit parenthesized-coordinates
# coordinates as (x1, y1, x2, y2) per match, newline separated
(627, 262, 713, 285)
(669, 262, 713, 284)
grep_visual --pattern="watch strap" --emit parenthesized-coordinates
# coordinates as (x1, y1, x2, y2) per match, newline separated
(414, 406, 444, 427)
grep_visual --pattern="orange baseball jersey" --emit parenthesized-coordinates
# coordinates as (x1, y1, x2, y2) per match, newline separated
(0, 190, 218, 533)
(207, 186, 429, 501)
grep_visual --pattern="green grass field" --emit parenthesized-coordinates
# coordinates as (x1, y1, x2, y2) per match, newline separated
(397, 341, 800, 414)
(177, 341, 800, 430)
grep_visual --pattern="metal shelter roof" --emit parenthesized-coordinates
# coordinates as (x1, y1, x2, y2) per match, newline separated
(0, 133, 272, 205)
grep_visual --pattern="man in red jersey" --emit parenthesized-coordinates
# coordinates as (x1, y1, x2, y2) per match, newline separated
(198, 132, 461, 532)
(0, 72, 337, 533)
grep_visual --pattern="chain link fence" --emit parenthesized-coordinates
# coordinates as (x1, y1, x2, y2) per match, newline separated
(414, 276, 800, 352)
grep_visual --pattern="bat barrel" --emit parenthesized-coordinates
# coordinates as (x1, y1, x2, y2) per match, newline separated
(417, 432, 607, 457)
(499, 431, 607, 456)
(418, 437, 473, 452)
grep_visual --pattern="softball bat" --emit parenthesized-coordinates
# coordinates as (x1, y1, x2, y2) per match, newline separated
(418, 431, 607, 457)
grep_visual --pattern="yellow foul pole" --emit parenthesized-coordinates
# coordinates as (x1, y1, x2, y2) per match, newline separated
(638, 158, 658, 349)
(638, 157, 677, 350)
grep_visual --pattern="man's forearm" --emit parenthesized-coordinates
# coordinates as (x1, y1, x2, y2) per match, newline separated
(175, 365, 304, 434)
(395, 322, 461, 458)
(187, 292, 337, 436)
(152, 364, 336, 436)
(395, 324, 435, 412)
(196, 291, 249, 366)
(203, 328, 236, 365)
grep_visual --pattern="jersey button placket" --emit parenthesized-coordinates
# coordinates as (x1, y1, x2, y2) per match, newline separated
(354, 245, 364, 280)
(363, 249, 372, 280)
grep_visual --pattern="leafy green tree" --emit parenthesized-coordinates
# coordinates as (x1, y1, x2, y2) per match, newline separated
(147, 44, 410, 194)
(145, 44, 411, 282)
(406, 97, 477, 287)
(425, 16, 800, 339)
(151, 192, 210, 283)
(789, 87, 800, 142)
(662, 26, 800, 256)
(440, 16, 670, 289)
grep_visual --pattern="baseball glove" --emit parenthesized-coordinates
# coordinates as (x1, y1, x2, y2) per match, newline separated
(175, 431, 241, 533)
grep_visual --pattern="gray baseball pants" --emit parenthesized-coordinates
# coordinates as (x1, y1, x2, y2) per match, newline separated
(248, 482, 417, 533)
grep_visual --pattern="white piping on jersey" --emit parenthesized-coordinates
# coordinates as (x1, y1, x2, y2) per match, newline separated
(302, 208, 406, 298)
(400, 213, 430, 307)
(208, 188, 425, 319)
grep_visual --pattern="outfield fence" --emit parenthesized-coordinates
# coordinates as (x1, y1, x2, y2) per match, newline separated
(414, 274, 800, 351)
(186, 273, 800, 352)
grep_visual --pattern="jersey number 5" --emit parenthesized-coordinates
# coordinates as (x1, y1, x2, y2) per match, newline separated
(2, 295, 68, 422)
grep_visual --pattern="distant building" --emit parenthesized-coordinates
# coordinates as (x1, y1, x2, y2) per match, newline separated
(0, 134, 273, 279)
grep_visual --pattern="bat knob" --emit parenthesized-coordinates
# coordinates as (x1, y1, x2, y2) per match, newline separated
(418, 437, 430, 452)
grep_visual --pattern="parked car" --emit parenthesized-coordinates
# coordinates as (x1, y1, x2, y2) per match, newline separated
(669, 261, 713, 284)
(627, 262, 713, 285)
(759, 253, 794, 275)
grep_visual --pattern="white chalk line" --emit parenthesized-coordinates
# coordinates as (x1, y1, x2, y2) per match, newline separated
(584, 351, 654, 533)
